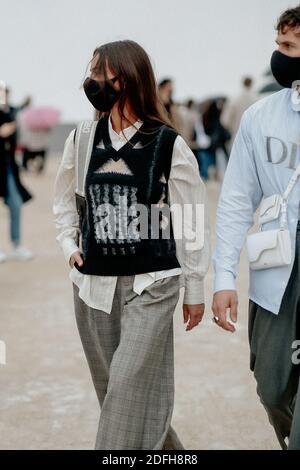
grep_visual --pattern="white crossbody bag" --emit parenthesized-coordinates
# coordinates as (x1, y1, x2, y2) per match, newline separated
(246, 161, 300, 270)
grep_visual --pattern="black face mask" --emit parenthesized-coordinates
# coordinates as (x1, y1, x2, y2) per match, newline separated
(83, 76, 121, 112)
(270, 50, 300, 88)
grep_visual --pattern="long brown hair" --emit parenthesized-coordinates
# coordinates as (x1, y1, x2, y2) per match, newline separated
(81, 40, 174, 131)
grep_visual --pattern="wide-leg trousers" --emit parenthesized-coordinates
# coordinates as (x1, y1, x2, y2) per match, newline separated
(248, 223, 300, 450)
(72, 273, 184, 450)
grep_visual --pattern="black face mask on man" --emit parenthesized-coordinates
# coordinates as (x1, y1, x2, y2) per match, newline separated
(270, 50, 300, 88)
(83, 76, 121, 112)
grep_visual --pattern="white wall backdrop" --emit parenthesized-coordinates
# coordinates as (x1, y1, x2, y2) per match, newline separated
(0, 0, 292, 122)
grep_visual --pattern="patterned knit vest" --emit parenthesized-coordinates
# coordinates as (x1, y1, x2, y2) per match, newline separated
(75, 116, 181, 276)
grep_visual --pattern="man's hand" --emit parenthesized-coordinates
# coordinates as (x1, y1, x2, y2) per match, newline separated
(212, 290, 238, 333)
(183, 304, 205, 331)
(0, 122, 17, 138)
(69, 250, 84, 268)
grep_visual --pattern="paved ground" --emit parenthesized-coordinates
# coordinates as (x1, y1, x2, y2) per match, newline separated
(0, 155, 279, 450)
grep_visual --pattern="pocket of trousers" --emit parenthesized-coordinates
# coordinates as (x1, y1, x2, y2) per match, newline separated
(140, 274, 181, 302)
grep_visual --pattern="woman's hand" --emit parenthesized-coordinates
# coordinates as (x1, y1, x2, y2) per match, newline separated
(69, 250, 84, 268)
(183, 304, 205, 331)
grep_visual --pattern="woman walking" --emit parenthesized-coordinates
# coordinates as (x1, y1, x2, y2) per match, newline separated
(53, 40, 210, 450)
(0, 101, 33, 262)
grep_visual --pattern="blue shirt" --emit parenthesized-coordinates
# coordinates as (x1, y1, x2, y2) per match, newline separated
(213, 88, 300, 315)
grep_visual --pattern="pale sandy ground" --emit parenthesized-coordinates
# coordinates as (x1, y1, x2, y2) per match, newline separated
(0, 155, 279, 450)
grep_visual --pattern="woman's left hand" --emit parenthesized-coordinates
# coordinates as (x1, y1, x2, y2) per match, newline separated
(183, 304, 205, 331)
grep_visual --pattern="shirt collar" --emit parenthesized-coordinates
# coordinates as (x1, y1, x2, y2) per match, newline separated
(290, 84, 300, 112)
(108, 113, 143, 141)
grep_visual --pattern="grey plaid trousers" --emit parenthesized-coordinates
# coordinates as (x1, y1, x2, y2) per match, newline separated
(72, 273, 184, 450)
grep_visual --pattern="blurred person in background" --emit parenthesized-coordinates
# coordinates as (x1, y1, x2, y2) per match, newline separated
(158, 78, 180, 128)
(2, 86, 31, 153)
(18, 103, 60, 173)
(221, 76, 258, 148)
(194, 101, 211, 176)
(0, 87, 33, 262)
(212, 6, 300, 450)
(158, 78, 173, 117)
(177, 99, 199, 156)
(19, 124, 52, 173)
(197, 99, 230, 181)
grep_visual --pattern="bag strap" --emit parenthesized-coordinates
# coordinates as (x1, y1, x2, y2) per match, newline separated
(276, 158, 300, 229)
(74, 120, 98, 197)
(283, 159, 300, 201)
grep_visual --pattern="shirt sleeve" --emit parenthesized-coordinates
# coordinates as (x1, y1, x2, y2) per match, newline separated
(52, 128, 80, 264)
(168, 135, 211, 305)
(213, 109, 263, 293)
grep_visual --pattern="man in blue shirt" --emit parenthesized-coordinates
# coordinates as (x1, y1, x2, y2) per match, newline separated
(212, 6, 300, 450)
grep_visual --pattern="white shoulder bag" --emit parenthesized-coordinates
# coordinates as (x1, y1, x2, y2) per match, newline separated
(246, 161, 300, 270)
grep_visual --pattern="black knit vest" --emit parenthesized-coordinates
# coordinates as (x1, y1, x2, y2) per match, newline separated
(75, 116, 181, 276)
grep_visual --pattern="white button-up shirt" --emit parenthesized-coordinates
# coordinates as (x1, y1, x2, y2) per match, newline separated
(53, 115, 210, 313)
(213, 88, 300, 315)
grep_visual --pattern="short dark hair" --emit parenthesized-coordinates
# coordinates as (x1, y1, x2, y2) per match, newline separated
(276, 5, 300, 33)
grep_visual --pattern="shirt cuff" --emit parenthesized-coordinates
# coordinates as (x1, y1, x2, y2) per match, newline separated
(60, 238, 80, 264)
(214, 271, 236, 293)
(183, 278, 205, 305)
